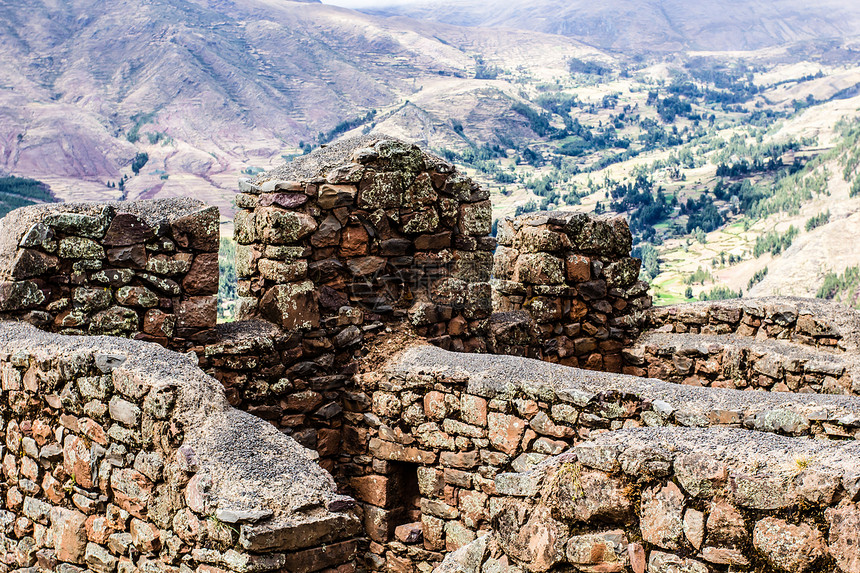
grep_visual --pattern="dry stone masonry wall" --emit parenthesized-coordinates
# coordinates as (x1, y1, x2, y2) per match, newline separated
(626, 298, 860, 395)
(440, 426, 860, 573)
(491, 212, 650, 372)
(233, 135, 493, 350)
(0, 322, 359, 573)
(3, 136, 860, 573)
(0, 199, 220, 349)
(346, 342, 860, 572)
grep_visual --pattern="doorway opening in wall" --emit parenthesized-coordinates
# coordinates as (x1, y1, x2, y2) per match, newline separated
(218, 236, 238, 323)
(390, 461, 423, 544)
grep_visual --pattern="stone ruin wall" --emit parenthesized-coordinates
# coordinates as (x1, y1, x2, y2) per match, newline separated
(1, 135, 860, 572)
(358, 342, 860, 573)
(0, 322, 359, 573)
(0, 199, 220, 348)
(441, 424, 860, 573)
(490, 212, 650, 371)
(626, 298, 860, 396)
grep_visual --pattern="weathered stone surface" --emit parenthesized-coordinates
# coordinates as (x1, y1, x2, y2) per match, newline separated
(826, 503, 860, 573)
(255, 207, 318, 245)
(487, 413, 526, 455)
(753, 517, 825, 572)
(171, 206, 219, 251)
(51, 508, 87, 563)
(640, 482, 685, 550)
(497, 505, 567, 572)
(648, 551, 708, 573)
(59, 237, 105, 259)
(103, 214, 156, 246)
(260, 282, 319, 330)
(549, 468, 633, 523)
(115, 286, 158, 308)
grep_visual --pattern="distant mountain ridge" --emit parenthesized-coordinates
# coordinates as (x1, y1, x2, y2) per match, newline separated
(359, 0, 860, 52)
(0, 0, 595, 207)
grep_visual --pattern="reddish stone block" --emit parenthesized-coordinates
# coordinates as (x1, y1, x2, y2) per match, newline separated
(460, 394, 487, 426)
(316, 428, 341, 457)
(424, 391, 447, 421)
(85, 515, 113, 544)
(51, 507, 87, 564)
(110, 469, 154, 519)
(350, 475, 393, 508)
(63, 436, 94, 489)
(395, 522, 424, 544)
(183, 252, 219, 295)
(488, 413, 526, 456)
(177, 296, 217, 330)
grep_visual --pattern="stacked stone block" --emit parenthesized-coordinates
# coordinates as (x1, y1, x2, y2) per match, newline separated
(0, 199, 219, 349)
(0, 322, 359, 573)
(442, 426, 860, 573)
(646, 297, 859, 351)
(624, 298, 860, 396)
(233, 136, 493, 351)
(626, 332, 859, 394)
(347, 342, 860, 571)
(492, 211, 651, 371)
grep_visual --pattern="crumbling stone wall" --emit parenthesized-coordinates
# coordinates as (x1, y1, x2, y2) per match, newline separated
(0, 199, 219, 348)
(625, 298, 860, 395)
(200, 136, 496, 472)
(645, 297, 859, 351)
(233, 135, 494, 350)
(491, 212, 650, 371)
(347, 341, 860, 572)
(0, 322, 359, 573)
(441, 426, 860, 573)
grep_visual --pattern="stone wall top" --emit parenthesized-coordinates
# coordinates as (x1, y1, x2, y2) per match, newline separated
(0, 197, 219, 346)
(443, 426, 860, 573)
(0, 197, 215, 278)
(248, 134, 450, 187)
(496, 210, 633, 258)
(381, 343, 860, 437)
(649, 296, 860, 353)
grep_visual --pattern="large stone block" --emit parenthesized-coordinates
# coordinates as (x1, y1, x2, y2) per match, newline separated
(255, 207, 318, 245)
(459, 200, 492, 237)
(512, 253, 564, 285)
(259, 282, 320, 330)
(171, 206, 220, 252)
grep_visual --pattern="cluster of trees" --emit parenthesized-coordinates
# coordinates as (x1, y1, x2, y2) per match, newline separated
(318, 110, 377, 146)
(817, 265, 860, 307)
(805, 211, 831, 232)
(682, 193, 724, 233)
(0, 176, 57, 218)
(753, 226, 798, 257)
(698, 286, 742, 301)
(608, 175, 675, 241)
(131, 153, 149, 176)
(568, 58, 611, 76)
(748, 266, 768, 289)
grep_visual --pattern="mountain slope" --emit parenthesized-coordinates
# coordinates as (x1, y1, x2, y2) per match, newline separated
(0, 0, 600, 209)
(359, 0, 860, 52)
